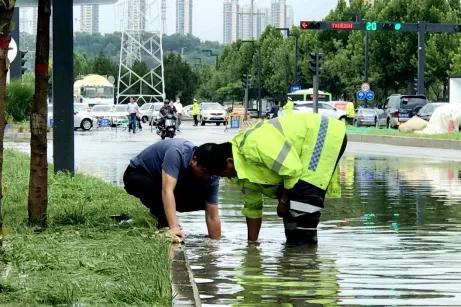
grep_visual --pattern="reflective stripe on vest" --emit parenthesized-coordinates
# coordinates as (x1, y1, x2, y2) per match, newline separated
(308, 116, 329, 171)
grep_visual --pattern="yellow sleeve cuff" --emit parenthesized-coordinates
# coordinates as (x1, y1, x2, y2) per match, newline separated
(283, 177, 299, 190)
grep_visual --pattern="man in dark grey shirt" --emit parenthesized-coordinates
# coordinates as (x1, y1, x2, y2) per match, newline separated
(123, 139, 221, 239)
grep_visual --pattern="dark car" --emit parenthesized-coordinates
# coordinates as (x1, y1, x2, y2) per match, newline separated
(383, 95, 428, 128)
(417, 102, 448, 121)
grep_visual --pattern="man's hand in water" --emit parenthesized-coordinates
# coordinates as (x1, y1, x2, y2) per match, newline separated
(169, 225, 185, 239)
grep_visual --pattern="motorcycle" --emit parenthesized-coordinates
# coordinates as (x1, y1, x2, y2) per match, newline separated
(157, 113, 176, 139)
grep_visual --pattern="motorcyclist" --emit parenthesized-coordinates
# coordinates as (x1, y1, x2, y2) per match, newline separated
(158, 99, 177, 129)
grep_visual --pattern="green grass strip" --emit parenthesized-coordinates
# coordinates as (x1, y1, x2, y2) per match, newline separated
(0, 149, 172, 306)
(346, 126, 461, 140)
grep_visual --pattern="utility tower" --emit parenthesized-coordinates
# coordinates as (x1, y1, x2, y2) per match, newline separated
(117, 0, 165, 104)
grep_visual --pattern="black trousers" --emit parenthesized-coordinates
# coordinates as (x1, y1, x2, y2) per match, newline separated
(193, 115, 199, 126)
(123, 165, 209, 228)
(283, 135, 348, 244)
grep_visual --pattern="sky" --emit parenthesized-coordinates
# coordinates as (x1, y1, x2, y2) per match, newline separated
(20, 1, 339, 42)
(96, 0, 339, 42)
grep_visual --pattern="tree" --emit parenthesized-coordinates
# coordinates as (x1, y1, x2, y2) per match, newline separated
(0, 0, 16, 240)
(164, 53, 197, 104)
(28, 0, 51, 226)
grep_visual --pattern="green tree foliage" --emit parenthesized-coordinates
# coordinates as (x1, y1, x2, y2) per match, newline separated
(6, 75, 34, 122)
(163, 53, 197, 104)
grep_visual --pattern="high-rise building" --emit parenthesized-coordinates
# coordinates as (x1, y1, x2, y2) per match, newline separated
(223, 0, 239, 44)
(80, 5, 99, 34)
(238, 5, 268, 40)
(270, 0, 286, 28)
(126, 0, 146, 32)
(176, 0, 193, 35)
(286, 4, 294, 28)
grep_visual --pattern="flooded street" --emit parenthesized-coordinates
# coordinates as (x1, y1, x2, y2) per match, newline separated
(6, 126, 461, 306)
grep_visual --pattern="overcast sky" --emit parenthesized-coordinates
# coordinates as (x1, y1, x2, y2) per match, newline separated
(92, 0, 339, 42)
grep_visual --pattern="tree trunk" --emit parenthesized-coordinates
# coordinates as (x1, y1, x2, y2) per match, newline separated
(0, 1, 16, 240)
(28, 0, 51, 226)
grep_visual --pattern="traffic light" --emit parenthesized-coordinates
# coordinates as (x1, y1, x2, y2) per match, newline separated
(454, 24, 461, 32)
(309, 52, 323, 75)
(383, 22, 402, 31)
(20, 50, 27, 75)
(242, 73, 251, 88)
(300, 21, 322, 30)
(413, 77, 418, 94)
(366, 21, 378, 31)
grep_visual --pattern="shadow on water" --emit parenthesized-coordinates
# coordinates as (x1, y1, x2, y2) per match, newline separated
(185, 154, 461, 306)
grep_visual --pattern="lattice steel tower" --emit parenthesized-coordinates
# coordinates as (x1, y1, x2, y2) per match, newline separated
(117, 0, 165, 104)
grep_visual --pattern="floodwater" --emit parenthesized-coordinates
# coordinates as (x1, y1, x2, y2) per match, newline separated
(5, 128, 461, 306)
(183, 154, 461, 306)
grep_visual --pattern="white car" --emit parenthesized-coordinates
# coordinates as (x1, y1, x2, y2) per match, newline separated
(89, 105, 114, 127)
(200, 102, 228, 126)
(111, 104, 131, 126)
(47, 103, 96, 131)
(182, 104, 193, 120)
(280, 101, 347, 121)
(140, 102, 163, 125)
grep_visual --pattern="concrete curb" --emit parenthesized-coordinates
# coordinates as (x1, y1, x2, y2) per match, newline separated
(170, 245, 201, 306)
(347, 134, 461, 150)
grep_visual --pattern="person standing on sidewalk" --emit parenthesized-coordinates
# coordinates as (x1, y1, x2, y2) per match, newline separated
(192, 98, 200, 126)
(174, 98, 183, 131)
(127, 97, 140, 133)
(123, 139, 222, 240)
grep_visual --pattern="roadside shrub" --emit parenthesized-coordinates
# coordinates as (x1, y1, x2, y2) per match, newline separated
(6, 76, 34, 122)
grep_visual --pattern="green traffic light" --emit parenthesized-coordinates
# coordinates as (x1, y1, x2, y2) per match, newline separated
(366, 21, 377, 31)
(394, 23, 402, 31)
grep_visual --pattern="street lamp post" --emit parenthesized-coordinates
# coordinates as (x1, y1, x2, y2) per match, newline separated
(276, 27, 300, 86)
(242, 40, 262, 118)
(201, 49, 219, 69)
(192, 57, 202, 68)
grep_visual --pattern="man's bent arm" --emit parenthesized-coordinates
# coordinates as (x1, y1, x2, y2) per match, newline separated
(161, 171, 179, 229)
(205, 203, 221, 240)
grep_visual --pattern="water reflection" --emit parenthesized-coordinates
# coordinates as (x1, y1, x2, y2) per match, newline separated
(185, 153, 461, 306)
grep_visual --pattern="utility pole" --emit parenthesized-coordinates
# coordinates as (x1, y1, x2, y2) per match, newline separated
(309, 52, 323, 114)
(242, 73, 251, 120)
(417, 21, 426, 96)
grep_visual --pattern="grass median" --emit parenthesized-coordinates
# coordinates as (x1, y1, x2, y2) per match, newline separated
(346, 126, 461, 140)
(0, 149, 172, 306)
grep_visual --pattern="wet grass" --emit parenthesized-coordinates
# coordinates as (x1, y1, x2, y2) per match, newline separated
(0, 149, 172, 306)
(346, 126, 461, 140)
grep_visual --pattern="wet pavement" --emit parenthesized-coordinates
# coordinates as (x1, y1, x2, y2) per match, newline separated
(5, 123, 461, 306)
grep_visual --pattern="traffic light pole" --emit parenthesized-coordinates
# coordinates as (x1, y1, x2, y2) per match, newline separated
(53, 0, 74, 174)
(364, 29, 369, 108)
(257, 46, 262, 118)
(418, 22, 426, 96)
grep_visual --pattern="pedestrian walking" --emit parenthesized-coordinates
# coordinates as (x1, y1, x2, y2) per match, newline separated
(204, 112, 347, 245)
(127, 97, 140, 133)
(123, 139, 222, 240)
(174, 98, 183, 131)
(192, 98, 200, 126)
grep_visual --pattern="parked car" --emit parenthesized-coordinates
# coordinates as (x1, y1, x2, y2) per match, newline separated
(280, 101, 347, 121)
(200, 102, 228, 126)
(89, 105, 114, 127)
(48, 103, 96, 131)
(354, 108, 388, 128)
(247, 108, 260, 118)
(383, 95, 428, 128)
(111, 104, 130, 127)
(182, 104, 193, 120)
(417, 102, 448, 121)
(140, 102, 163, 124)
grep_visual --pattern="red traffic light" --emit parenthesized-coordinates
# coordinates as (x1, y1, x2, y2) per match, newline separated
(300, 21, 309, 29)
(300, 21, 322, 30)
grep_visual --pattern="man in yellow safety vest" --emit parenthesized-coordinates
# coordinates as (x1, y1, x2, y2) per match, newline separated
(204, 112, 347, 245)
(192, 98, 200, 126)
(346, 101, 355, 125)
